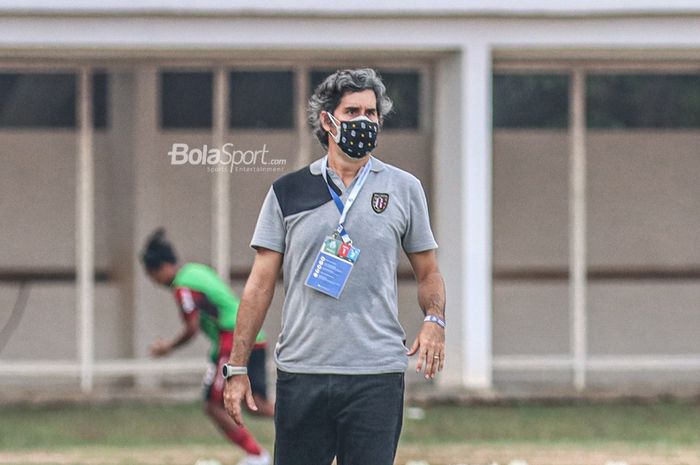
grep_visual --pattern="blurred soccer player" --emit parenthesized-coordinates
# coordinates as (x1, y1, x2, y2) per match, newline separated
(141, 228, 272, 465)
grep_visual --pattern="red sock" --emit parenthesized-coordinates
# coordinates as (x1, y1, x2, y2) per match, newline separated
(225, 426, 262, 456)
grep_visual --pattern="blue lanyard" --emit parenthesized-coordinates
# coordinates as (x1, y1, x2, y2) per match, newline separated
(320, 155, 373, 244)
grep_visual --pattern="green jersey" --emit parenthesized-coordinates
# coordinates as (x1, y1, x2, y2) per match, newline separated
(172, 263, 265, 361)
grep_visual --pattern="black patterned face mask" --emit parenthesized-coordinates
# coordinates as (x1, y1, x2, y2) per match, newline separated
(327, 113, 379, 159)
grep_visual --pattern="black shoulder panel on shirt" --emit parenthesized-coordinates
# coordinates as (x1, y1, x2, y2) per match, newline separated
(272, 166, 341, 217)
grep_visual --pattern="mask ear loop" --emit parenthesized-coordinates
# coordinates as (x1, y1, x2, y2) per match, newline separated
(325, 112, 342, 143)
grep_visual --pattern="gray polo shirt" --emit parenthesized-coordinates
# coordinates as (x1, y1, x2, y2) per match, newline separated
(251, 156, 438, 374)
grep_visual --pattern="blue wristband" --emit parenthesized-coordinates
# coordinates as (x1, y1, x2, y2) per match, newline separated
(424, 315, 446, 329)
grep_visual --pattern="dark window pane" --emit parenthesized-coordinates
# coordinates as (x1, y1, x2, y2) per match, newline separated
(379, 71, 420, 129)
(310, 69, 333, 93)
(160, 72, 213, 129)
(0, 73, 76, 128)
(310, 69, 420, 129)
(230, 71, 294, 129)
(587, 74, 700, 128)
(493, 74, 569, 129)
(92, 72, 108, 129)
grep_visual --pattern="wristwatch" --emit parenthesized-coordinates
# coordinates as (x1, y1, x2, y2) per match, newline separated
(424, 314, 446, 329)
(222, 364, 248, 379)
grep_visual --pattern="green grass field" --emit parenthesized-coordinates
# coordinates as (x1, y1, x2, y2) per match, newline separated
(1, 400, 700, 465)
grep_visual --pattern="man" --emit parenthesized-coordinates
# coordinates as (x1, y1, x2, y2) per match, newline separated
(223, 68, 446, 465)
(141, 229, 273, 465)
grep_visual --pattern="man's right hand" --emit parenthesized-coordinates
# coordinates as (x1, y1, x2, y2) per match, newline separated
(223, 375, 258, 427)
(223, 248, 280, 426)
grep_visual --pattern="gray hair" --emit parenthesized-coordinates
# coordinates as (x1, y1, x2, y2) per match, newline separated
(308, 68, 393, 149)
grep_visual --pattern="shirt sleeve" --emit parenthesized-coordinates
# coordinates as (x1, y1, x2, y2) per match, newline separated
(174, 287, 199, 323)
(250, 186, 286, 253)
(402, 178, 439, 254)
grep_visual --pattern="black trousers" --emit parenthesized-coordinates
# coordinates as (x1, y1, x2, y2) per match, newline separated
(274, 370, 404, 465)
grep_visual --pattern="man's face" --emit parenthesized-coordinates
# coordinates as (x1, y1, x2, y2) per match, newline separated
(322, 89, 379, 136)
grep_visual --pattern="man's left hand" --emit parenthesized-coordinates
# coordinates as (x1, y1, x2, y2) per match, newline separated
(407, 321, 445, 379)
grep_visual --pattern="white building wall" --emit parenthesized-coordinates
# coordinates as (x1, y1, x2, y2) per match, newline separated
(1, 3, 700, 396)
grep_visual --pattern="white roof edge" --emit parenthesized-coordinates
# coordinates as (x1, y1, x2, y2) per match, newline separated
(1, 0, 700, 17)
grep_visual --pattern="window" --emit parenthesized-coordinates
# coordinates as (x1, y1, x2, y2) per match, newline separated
(587, 74, 700, 128)
(379, 71, 420, 129)
(493, 74, 569, 129)
(0, 72, 108, 129)
(309, 69, 421, 129)
(92, 72, 108, 129)
(230, 71, 294, 129)
(160, 72, 213, 129)
(0, 73, 75, 128)
(310, 69, 335, 94)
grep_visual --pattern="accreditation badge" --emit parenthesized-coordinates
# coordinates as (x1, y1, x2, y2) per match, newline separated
(304, 236, 361, 299)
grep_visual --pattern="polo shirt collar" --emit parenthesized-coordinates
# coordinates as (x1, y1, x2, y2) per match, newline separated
(310, 155, 385, 175)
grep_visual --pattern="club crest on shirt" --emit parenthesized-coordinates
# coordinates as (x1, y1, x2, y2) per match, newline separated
(371, 193, 390, 213)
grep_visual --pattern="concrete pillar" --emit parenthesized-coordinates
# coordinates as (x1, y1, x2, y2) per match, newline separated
(569, 68, 588, 391)
(106, 72, 137, 359)
(77, 67, 95, 393)
(131, 67, 161, 386)
(434, 52, 466, 387)
(435, 46, 493, 390)
(212, 68, 230, 280)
